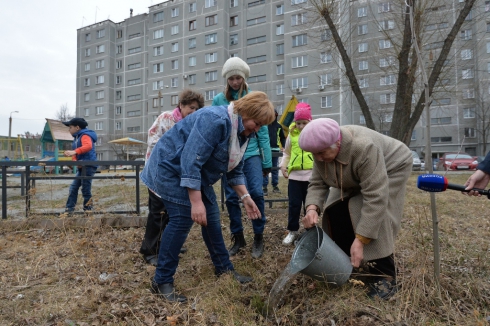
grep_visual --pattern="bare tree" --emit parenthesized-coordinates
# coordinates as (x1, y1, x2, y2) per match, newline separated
(55, 103, 74, 122)
(307, 0, 477, 145)
(473, 86, 490, 155)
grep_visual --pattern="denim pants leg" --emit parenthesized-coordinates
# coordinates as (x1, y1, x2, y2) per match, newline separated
(200, 196, 235, 275)
(243, 155, 266, 235)
(154, 200, 194, 285)
(287, 179, 309, 231)
(81, 166, 96, 211)
(223, 175, 243, 235)
(65, 172, 82, 212)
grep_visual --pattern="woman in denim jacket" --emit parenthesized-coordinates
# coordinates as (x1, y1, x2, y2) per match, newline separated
(141, 91, 275, 303)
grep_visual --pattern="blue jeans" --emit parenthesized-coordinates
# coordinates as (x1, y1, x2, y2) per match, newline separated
(224, 155, 266, 235)
(263, 154, 279, 188)
(287, 179, 309, 232)
(65, 166, 97, 212)
(154, 196, 234, 284)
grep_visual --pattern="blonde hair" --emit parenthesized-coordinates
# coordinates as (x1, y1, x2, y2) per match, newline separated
(233, 91, 275, 126)
(225, 80, 249, 102)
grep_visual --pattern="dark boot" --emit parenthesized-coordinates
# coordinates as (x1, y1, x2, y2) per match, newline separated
(251, 234, 264, 259)
(233, 271, 253, 284)
(263, 187, 268, 196)
(150, 279, 187, 303)
(228, 232, 246, 256)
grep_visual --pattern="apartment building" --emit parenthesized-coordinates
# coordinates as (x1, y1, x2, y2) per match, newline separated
(76, 0, 488, 160)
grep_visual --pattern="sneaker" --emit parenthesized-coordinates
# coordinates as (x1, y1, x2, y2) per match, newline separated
(282, 231, 298, 245)
(272, 186, 281, 194)
(263, 187, 268, 196)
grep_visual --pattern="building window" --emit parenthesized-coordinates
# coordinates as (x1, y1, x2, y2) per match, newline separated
(189, 38, 196, 49)
(321, 52, 332, 63)
(171, 7, 179, 17)
(127, 94, 141, 101)
(247, 16, 266, 26)
(95, 122, 103, 131)
(379, 39, 392, 49)
(171, 77, 178, 87)
(85, 48, 91, 57)
(116, 60, 122, 69)
(380, 75, 396, 85)
(117, 30, 122, 38)
(172, 60, 179, 70)
(171, 25, 179, 35)
(292, 55, 308, 68)
(247, 35, 266, 45)
(276, 64, 284, 75)
(292, 0, 307, 4)
(231, 0, 238, 7)
(152, 98, 162, 108)
(189, 56, 196, 66)
(359, 60, 368, 70)
(230, 16, 238, 27)
(249, 0, 265, 6)
(463, 107, 475, 118)
(379, 20, 395, 30)
(276, 24, 284, 35)
(292, 34, 307, 47)
(116, 106, 122, 115)
(129, 33, 140, 39)
(85, 33, 91, 42)
(291, 13, 306, 26)
(205, 0, 217, 8)
(96, 45, 105, 54)
(277, 84, 284, 95)
(359, 77, 369, 88)
(461, 29, 472, 40)
(247, 55, 267, 64)
(320, 73, 332, 85)
(116, 91, 122, 100)
(292, 77, 308, 89)
(378, 2, 392, 12)
(321, 96, 332, 108)
(380, 56, 395, 67)
(84, 78, 90, 87)
(189, 20, 196, 30)
(127, 126, 141, 132)
(462, 69, 474, 79)
(154, 11, 164, 23)
(153, 63, 164, 73)
(84, 108, 90, 116)
(95, 60, 104, 69)
(205, 70, 218, 82)
(96, 90, 104, 99)
(205, 52, 218, 63)
(358, 7, 367, 17)
(464, 128, 476, 138)
(171, 95, 179, 105)
(205, 15, 218, 26)
(153, 29, 164, 39)
(431, 117, 452, 125)
(276, 43, 284, 55)
(276, 4, 284, 15)
(116, 122, 122, 130)
(154, 46, 164, 56)
(461, 49, 473, 60)
(230, 34, 238, 45)
(171, 42, 179, 52)
(205, 33, 217, 44)
(431, 137, 452, 143)
(358, 24, 368, 35)
(95, 75, 104, 84)
(205, 90, 216, 101)
(96, 106, 104, 115)
(358, 43, 368, 53)
(128, 47, 141, 54)
(189, 2, 197, 12)
(128, 78, 140, 86)
(380, 93, 396, 104)
(462, 89, 475, 99)
(434, 98, 451, 105)
(248, 75, 267, 83)
(116, 45, 122, 54)
(128, 63, 141, 70)
(188, 74, 196, 85)
(97, 29, 105, 38)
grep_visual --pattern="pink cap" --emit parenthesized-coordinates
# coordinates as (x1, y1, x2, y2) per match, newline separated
(299, 118, 340, 152)
(294, 103, 312, 121)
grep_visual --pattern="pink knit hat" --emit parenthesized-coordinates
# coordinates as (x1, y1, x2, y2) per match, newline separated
(294, 103, 312, 121)
(299, 118, 341, 153)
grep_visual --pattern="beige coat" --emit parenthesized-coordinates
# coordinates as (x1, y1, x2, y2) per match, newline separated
(305, 125, 412, 261)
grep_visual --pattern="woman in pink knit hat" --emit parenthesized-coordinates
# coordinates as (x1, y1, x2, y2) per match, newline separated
(279, 103, 313, 245)
(298, 118, 412, 300)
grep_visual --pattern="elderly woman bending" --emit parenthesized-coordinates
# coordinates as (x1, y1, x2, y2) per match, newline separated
(140, 91, 275, 303)
(299, 118, 412, 300)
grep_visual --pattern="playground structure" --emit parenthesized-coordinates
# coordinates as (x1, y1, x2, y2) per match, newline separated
(278, 95, 299, 137)
(1, 135, 28, 161)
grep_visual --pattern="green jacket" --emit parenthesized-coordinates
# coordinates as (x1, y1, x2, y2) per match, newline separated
(288, 122, 313, 174)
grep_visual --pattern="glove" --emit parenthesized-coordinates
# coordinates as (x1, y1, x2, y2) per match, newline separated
(262, 168, 272, 176)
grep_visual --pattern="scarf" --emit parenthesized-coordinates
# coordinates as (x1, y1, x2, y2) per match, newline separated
(227, 103, 249, 172)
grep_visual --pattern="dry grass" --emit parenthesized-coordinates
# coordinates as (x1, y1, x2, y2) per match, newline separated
(1, 173, 490, 325)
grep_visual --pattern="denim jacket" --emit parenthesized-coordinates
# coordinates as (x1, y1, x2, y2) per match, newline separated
(140, 106, 247, 206)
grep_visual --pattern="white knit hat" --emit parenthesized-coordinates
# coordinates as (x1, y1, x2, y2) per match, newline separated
(222, 57, 250, 80)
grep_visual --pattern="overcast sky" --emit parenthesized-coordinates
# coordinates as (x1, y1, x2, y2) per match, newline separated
(0, 0, 157, 137)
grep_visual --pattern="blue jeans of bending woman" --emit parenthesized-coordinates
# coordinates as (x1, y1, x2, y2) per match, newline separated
(65, 166, 97, 212)
(224, 155, 266, 235)
(154, 196, 234, 285)
(263, 154, 279, 188)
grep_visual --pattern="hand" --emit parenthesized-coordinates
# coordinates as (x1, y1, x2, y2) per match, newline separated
(243, 196, 261, 220)
(262, 168, 271, 177)
(64, 150, 76, 157)
(464, 170, 490, 196)
(302, 206, 319, 228)
(350, 238, 364, 268)
(191, 200, 207, 226)
(280, 166, 288, 178)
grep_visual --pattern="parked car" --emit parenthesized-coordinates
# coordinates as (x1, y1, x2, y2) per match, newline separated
(411, 151, 421, 171)
(30, 165, 70, 174)
(436, 153, 478, 171)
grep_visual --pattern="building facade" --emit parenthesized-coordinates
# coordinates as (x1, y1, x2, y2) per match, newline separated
(76, 0, 488, 161)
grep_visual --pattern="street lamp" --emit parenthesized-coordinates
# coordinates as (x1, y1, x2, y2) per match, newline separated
(8, 111, 19, 159)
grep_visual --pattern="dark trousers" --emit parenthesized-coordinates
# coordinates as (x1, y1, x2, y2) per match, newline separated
(140, 189, 169, 257)
(287, 179, 309, 232)
(326, 198, 396, 279)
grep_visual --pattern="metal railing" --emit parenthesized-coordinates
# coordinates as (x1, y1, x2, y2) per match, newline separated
(1, 160, 145, 219)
